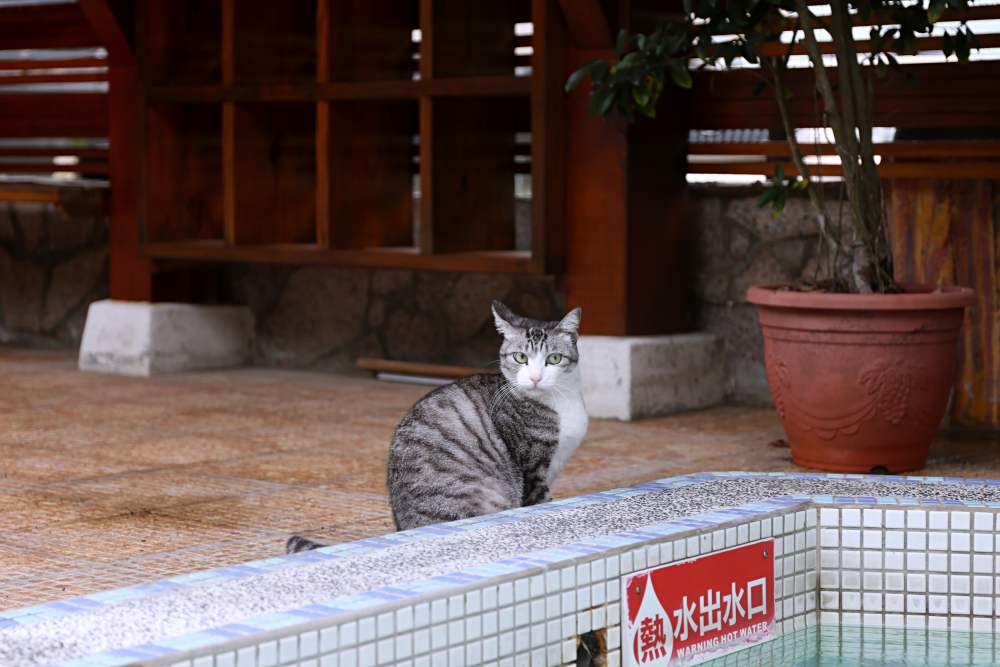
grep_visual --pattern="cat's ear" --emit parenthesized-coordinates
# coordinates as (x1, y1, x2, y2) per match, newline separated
(556, 307, 582, 334)
(492, 300, 519, 338)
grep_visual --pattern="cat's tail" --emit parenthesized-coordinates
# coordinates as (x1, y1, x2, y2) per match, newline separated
(286, 535, 326, 554)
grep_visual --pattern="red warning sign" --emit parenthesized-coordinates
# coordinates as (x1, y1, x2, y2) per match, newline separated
(622, 539, 775, 666)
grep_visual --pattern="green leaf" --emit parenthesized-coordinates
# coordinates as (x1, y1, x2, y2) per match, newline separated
(667, 61, 692, 89)
(564, 60, 600, 93)
(616, 29, 629, 56)
(928, 0, 946, 23)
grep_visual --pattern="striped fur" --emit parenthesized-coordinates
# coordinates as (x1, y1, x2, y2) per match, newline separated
(286, 302, 587, 552)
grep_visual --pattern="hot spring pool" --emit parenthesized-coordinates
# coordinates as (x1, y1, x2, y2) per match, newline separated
(705, 625, 1000, 666)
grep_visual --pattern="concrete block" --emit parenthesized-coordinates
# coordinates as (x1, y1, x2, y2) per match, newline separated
(79, 300, 253, 376)
(578, 333, 726, 420)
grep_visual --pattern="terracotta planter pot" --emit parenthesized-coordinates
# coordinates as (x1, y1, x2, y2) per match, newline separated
(747, 285, 976, 473)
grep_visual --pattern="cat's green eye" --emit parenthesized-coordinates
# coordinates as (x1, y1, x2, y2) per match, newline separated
(546, 353, 563, 365)
(512, 352, 529, 364)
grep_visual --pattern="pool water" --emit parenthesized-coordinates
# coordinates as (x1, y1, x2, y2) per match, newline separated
(702, 625, 1000, 666)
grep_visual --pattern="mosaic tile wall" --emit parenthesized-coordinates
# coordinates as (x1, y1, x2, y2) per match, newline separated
(157, 506, 813, 667)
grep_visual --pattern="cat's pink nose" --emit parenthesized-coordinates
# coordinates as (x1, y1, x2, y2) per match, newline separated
(530, 375, 541, 385)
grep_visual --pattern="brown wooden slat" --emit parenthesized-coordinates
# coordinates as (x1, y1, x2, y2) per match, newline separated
(0, 189, 60, 203)
(688, 160, 1000, 179)
(0, 57, 107, 71)
(689, 140, 1000, 158)
(755, 31, 1000, 58)
(0, 72, 107, 85)
(146, 76, 531, 102)
(0, 93, 107, 137)
(78, 0, 134, 64)
(356, 357, 496, 378)
(0, 147, 107, 158)
(143, 240, 542, 272)
(690, 61, 1000, 129)
(0, 3, 100, 50)
(0, 162, 108, 174)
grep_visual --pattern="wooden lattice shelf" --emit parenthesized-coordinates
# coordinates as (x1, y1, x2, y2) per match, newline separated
(138, 0, 565, 273)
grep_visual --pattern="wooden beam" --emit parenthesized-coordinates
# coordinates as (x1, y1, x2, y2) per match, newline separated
(689, 140, 1000, 158)
(356, 357, 496, 378)
(78, 0, 134, 64)
(557, 0, 612, 48)
(0, 3, 99, 50)
(0, 94, 107, 138)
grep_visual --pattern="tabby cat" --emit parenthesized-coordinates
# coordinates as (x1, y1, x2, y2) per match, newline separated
(287, 301, 587, 553)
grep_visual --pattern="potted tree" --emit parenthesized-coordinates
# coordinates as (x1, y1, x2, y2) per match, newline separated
(567, 1, 978, 472)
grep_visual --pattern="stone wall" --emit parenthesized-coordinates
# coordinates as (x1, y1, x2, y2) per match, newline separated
(690, 184, 834, 405)
(0, 187, 109, 346)
(220, 265, 565, 371)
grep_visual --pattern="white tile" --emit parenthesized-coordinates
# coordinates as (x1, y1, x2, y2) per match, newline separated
(530, 575, 545, 598)
(749, 521, 761, 541)
(414, 657, 429, 667)
(862, 612, 882, 627)
(952, 553, 971, 573)
(577, 610, 592, 633)
(842, 509, 861, 527)
(819, 610, 839, 625)
(646, 545, 660, 567)
(467, 590, 482, 615)
(907, 531, 927, 551)
(341, 622, 359, 647)
(974, 575, 993, 595)
(397, 608, 414, 633)
(377, 638, 395, 665)
(448, 646, 464, 667)
(591, 558, 606, 581)
(906, 594, 926, 614)
(906, 573, 926, 592)
(258, 643, 278, 667)
(448, 595, 465, 620)
(952, 512, 971, 531)
(483, 588, 498, 610)
(591, 583, 606, 606)
(575, 564, 591, 586)
(862, 592, 882, 611)
(924, 616, 945, 630)
(907, 510, 927, 529)
(529, 623, 545, 648)
(237, 648, 256, 667)
(592, 606, 607, 629)
(515, 603, 531, 627)
(950, 595, 971, 615)
(906, 552, 926, 571)
(607, 625, 621, 650)
(820, 529, 839, 548)
(698, 533, 711, 555)
(515, 578, 531, 602)
(430, 651, 447, 667)
(951, 616, 972, 632)
(863, 509, 881, 528)
(885, 531, 904, 551)
(928, 574, 948, 593)
(821, 570, 839, 588)
(973, 596, 993, 615)
(737, 524, 749, 545)
(862, 572, 882, 591)
(773, 515, 785, 535)
(466, 616, 482, 641)
(634, 547, 648, 570)
(973, 616, 994, 632)
(841, 612, 860, 626)
(396, 634, 413, 660)
(885, 510, 905, 529)
(341, 649, 359, 667)
(761, 519, 772, 538)
(796, 510, 807, 531)
(561, 639, 576, 663)
(560, 591, 574, 615)
(577, 587, 591, 610)
(929, 511, 949, 530)
(608, 649, 621, 667)
(545, 595, 560, 619)
(530, 600, 544, 624)
(561, 615, 575, 640)
(725, 527, 737, 548)
(974, 533, 994, 553)
(884, 573, 903, 591)
(927, 594, 949, 615)
(561, 567, 576, 590)
(483, 637, 499, 662)
(359, 644, 376, 667)
(321, 628, 338, 653)
(821, 550, 839, 568)
(807, 509, 817, 528)
(515, 628, 530, 651)
(884, 551, 904, 571)
(499, 583, 514, 606)
(841, 592, 861, 611)
(928, 532, 948, 551)
(466, 642, 482, 666)
(319, 656, 337, 667)
(974, 554, 993, 574)
(884, 594, 904, 613)
(607, 581, 620, 603)
(863, 551, 882, 570)
(300, 631, 319, 658)
(842, 550, 861, 569)
(621, 550, 634, 573)
(862, 530, 882, 549)
(974, 512, 993, 531)
(951, 532, 971, 552)
(884, 613, 904, 628)
(483, 611, 498, 635)
(378, 612, 394, 638)
(606, 555, 620, 579)
(431, 600, 448, 625)
(951, 575, 971, 594)
(711, 530, 723, 551)
(928, 553, 948, 572)
(414, 629, 430, 654)
(608, 603, 621, 625)
(431, 625, 448, 650)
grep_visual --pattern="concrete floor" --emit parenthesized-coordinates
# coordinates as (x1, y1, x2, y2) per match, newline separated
(1, 346, 996, 611)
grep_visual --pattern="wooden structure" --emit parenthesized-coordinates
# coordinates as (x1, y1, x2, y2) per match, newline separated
(1, 0, 996, 427)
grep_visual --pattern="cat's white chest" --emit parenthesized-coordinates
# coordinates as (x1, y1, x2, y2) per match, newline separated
(547, 394, 588, 485)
